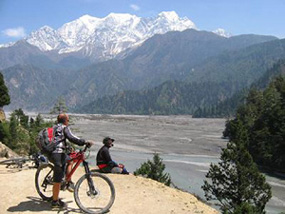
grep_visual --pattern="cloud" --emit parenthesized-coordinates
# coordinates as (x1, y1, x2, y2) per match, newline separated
(130, 4, 140, 11)
(2, 27, 26, 38)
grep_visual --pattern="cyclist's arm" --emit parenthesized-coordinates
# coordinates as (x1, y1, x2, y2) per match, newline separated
(63, 126, 86, 146)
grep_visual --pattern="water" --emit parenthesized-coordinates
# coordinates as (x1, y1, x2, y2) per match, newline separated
(105, 150, 285, 214)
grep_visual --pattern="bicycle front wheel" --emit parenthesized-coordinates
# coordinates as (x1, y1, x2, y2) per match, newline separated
(74, 172, 115, 214)
(35, 163, 54, 201)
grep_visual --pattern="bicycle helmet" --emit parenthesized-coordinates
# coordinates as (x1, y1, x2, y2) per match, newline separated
(39, 155, 48, 164)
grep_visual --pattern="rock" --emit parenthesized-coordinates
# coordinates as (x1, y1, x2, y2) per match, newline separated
(0, 108, 6, 122)
(0, 142, 19, 158)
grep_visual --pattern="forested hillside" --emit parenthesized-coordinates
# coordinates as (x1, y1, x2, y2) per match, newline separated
(76, 59, 285, 116)
(75, 80, 242, 114)
(193, 59, 285, 117)
(223, 75, 285, 172)
(2, 30, 281, 111)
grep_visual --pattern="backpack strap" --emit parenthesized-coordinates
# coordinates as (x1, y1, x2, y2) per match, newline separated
(52, 125, 65, 148)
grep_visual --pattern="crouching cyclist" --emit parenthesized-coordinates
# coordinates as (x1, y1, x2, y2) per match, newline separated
(96, 137, 129, 174)
(49, 113, 94, 209)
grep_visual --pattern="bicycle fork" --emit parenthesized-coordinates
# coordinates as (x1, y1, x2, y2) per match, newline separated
(42, 168, 53, 191)
(83, 161, 98, 197)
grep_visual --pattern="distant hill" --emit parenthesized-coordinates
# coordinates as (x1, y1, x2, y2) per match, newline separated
(74, 80, 241, 114)
(193, 59, 285, 118)
(1, 29, 282, 111)
(0, 40, 92, 71)
(2, 64, 74, 111)
(186, 38, 285, 86)
(74, 38, 285, 115)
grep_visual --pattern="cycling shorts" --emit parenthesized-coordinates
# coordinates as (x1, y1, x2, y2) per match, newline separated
(48, 153, 71, 183)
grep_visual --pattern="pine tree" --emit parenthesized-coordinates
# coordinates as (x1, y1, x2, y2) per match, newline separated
(9, 113, 19, 149)
(202, 119, 271, 214)
(50, 96, 68, 114)
(14, 108, 29, 129)
(0, 73, 10, 107)
(35, 114, 44, 127)
(134, 153, 171, 186)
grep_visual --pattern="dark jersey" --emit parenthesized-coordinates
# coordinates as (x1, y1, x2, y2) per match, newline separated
(96, 145, 112, 165)
(53, 123, 85, 153)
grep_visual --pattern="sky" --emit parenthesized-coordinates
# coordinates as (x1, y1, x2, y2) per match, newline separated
(0, 0, 285, 44)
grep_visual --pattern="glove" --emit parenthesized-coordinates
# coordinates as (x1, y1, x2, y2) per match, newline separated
(86, 140, 95, 148)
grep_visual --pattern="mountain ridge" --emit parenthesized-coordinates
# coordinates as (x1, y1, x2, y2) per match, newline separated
(15, 11, 196, 61)
(0, 22, 280, 112)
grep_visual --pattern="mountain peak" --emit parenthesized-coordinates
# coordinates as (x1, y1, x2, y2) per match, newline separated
(9, 11, 196, 59)
(105, 12, 139, 22)
(213, 28, 232, 38)
(158, 11, 179, 20)
(79, 14, 99, 22)
(39, 25, 54, 31)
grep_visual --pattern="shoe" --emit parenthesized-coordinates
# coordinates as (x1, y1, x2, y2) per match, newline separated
(51, 199, 67, 209)
(67, 181, 75, 192)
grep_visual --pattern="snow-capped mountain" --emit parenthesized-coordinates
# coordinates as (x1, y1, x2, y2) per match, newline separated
(24, 11, 196, 60)
(213, 28, 232, 38)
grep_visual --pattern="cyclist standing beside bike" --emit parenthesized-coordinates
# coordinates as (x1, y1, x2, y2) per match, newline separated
(49, 113, 92, 209)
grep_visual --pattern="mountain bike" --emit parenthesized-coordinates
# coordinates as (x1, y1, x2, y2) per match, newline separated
(35, 144, 115, 214)
(0, 153, 48, 169)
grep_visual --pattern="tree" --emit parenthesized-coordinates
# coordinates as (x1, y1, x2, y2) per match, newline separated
(134, 153, 171, 186)
(202, 119, 272, 214)
(35, 114, 44, 127)
(14, 108, 29, 129)
(0, 122, 10, 145)
(224, 76, 285, 171)
(9, 113, 18, 149)
(50, 96, 68, 114)
(0, 72, 10, 107)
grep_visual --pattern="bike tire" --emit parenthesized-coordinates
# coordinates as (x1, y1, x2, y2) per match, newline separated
(74, 172, 115, 214)
(0, 157, 29, 168)
(35, 163, 54, 201)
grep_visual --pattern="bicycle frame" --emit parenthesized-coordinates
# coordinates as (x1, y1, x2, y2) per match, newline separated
(65, 151, 85, 182)
(65, 146, 97, 195)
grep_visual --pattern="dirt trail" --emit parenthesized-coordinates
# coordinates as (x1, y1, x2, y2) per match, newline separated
(0, 161, 218, 214)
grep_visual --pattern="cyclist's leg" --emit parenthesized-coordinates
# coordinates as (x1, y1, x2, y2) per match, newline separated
(121, 167, 129, 174)
(111, 167, 123, 174)
(50, 153, 66, 201)
(65, 154, 73, 182)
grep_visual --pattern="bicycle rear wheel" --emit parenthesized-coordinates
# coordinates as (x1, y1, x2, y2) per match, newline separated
(35, 163, 54, 201)
(0, 157, 29, 168)
(74, 172, 115, 214)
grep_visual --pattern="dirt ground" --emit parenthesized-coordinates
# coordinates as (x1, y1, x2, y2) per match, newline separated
(0, 161, 218, 214)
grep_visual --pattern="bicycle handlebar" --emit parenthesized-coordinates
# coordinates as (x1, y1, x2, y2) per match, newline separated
(81, 142, 93, 153)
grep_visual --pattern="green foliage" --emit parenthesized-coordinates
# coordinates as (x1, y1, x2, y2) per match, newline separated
(0, 72, 10, 107)
(50, 96, 68, 114)
(0, 122, 10, 145)
(194, 59, 285, 118)
(76, 80, 242, 115)
(202, 118, 272, 214)
(224, 75, 285, 171)
(76, 59, 285, 116)
(1, 109, 53, 155)
(134, 153, 171, 186)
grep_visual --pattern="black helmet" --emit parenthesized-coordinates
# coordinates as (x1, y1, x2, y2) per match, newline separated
(103, 137, 114, 145)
